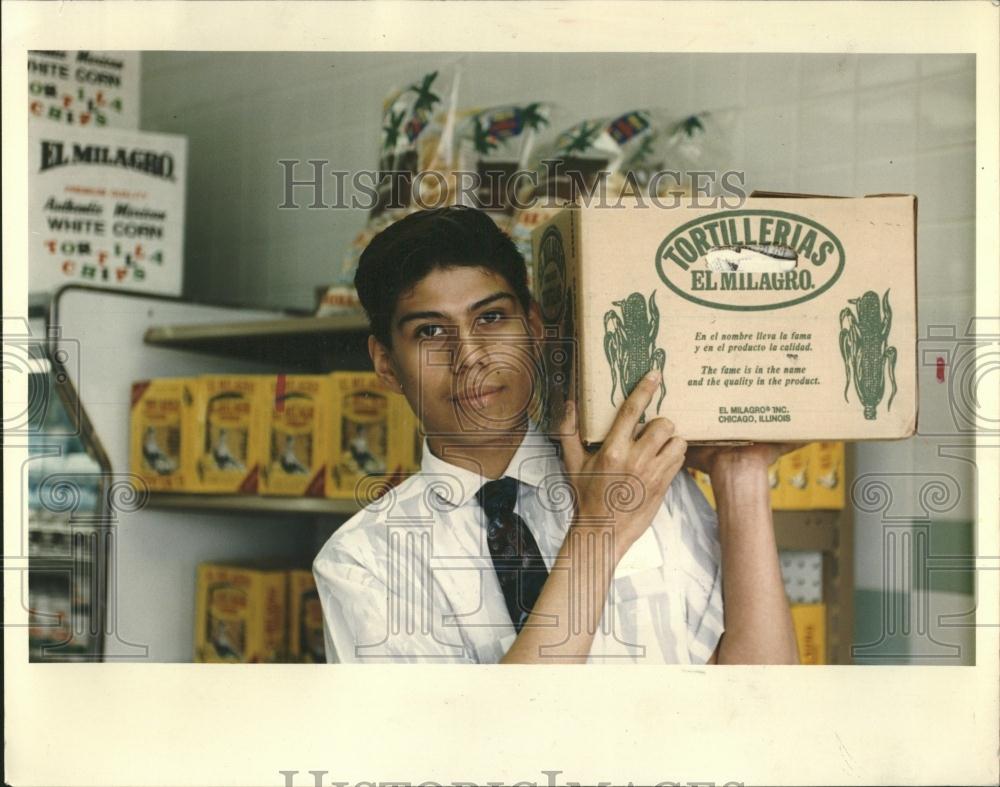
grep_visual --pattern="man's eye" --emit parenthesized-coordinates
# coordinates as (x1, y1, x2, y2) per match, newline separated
(416, 324, 446, 339)
(477, 310, 504, 326)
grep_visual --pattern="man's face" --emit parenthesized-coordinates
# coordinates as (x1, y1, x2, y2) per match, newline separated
(370, 266, 543, 443)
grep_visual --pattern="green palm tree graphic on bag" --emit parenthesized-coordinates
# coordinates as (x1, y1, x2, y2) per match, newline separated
(603, 291, 667, 420)
(408, 72, 440, 114)
(472, 103, 550, 155)
(838, 289, 898, 420)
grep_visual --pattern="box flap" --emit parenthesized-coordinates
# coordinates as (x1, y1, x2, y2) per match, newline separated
(749, 190, 848, 199)
(750, 189, 918, 201)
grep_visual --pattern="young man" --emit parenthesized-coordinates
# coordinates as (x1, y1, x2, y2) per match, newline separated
(313, 206, 799, 664)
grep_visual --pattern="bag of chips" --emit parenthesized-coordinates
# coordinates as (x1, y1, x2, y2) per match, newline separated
(449, 102, 557, 221)
(372, 65, 461, 220)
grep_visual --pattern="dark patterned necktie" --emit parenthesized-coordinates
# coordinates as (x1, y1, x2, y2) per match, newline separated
(476, 476, 549, 633)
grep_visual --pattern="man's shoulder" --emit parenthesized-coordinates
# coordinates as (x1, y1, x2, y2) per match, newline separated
(315, 471, 431, 563)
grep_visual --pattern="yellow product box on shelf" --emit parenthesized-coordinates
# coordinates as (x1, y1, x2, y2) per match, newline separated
(767, 457, 783, 509)
(185, 375, 266, 494)
(790, 602, 826, 664)
(287, 569, 325, 663)
(260, 375, 328, 497)
(777, 444, 812, 510)
(194, 562, 287, 663)
(809, 441, 846, 509)
(326, 372, 392, 502)
(129, 377, 193, 492)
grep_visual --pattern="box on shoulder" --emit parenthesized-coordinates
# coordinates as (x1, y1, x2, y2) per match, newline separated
(194, 561, 287, 663)
(260, 374, 328, 497)
(531, 194, 918, 443)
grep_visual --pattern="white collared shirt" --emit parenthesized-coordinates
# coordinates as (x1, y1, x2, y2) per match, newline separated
(313, 421, 725, 663)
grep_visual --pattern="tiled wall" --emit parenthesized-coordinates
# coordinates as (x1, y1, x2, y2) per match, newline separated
(140, 52, 979, 664)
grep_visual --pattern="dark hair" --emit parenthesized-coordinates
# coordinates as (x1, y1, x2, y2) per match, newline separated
(354, 206, 533, 348)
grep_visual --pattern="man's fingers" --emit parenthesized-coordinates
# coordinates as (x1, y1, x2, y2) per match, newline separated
(633, 417, 676, 463)
(558, 400, 585, 472)
(605, 369, 660, 449)
(658, 434, 687, 462)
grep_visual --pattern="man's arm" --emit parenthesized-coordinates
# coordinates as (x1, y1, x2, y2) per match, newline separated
(500, 522, 620, 663)
(707, 451, 799, 664)
(503, 370, 687, 664)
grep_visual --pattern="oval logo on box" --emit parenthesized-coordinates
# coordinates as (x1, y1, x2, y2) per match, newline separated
(537, 226, 566, 322)
(655, 210, 845, 311)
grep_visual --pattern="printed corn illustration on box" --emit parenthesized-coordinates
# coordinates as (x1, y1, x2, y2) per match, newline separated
(194, 562, 287, 663)
(532, 195, 917, 443)
(185, 375, 265, 493)
(260, 375, 328, 497)
(288, 569, 325, 663)
(130, 378, 193, 491)
(790, 603, 826, 665)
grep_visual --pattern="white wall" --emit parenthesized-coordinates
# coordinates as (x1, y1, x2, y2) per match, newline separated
(139, 52, 979, 662)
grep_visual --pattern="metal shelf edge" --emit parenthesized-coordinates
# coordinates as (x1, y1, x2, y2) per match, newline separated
(143, 313, 370, 346)
(147, 493, 360, 516)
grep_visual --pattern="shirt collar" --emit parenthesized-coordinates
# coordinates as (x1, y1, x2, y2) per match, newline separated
(419, 420, 563, 508)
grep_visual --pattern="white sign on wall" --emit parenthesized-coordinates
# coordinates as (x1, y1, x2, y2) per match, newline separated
(29, 119, 188, 297)
(28, 50, 140, 129)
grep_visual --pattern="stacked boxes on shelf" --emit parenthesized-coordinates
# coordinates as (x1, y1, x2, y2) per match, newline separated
(780, 549, 826, 665)
(194, 562, 325, 663)
(260, 375, 329, 497)
(130, 372, 422, 501)
(326, 372, 420, 503)
(287, 569, 325, 663)
(689, 446, 843, 664)
(187, 376, 267, 494)
(686, 442, 845, 511)
(194, 562, 287, 663)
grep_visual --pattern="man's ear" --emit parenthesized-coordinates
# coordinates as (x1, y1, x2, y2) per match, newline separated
(368, 334, 402, 392)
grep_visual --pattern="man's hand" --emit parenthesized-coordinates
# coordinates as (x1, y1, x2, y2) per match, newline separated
(686, 441, 804, 481)
(557, 369, 686, 563)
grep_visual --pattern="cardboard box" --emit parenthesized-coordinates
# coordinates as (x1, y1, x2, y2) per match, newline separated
(326, 373, 393, 501)
(260, 375, 328, 497)
(810, 441, 846, 509)
(185, 376, 266, 493)
(287, 569, 325, 663)
(790, 603, 826, 665)
(194, 562, 286, 663)
(778, 445, 812, 510)
(532, 195, 918, 442)
(129, 378, 192, 491)
(780, 550, 823, 604)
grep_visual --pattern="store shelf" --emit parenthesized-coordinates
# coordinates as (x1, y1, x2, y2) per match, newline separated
(144, 313, 369, 345)
(147, 493, 360, 516)
(143, 313, 370, 368)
